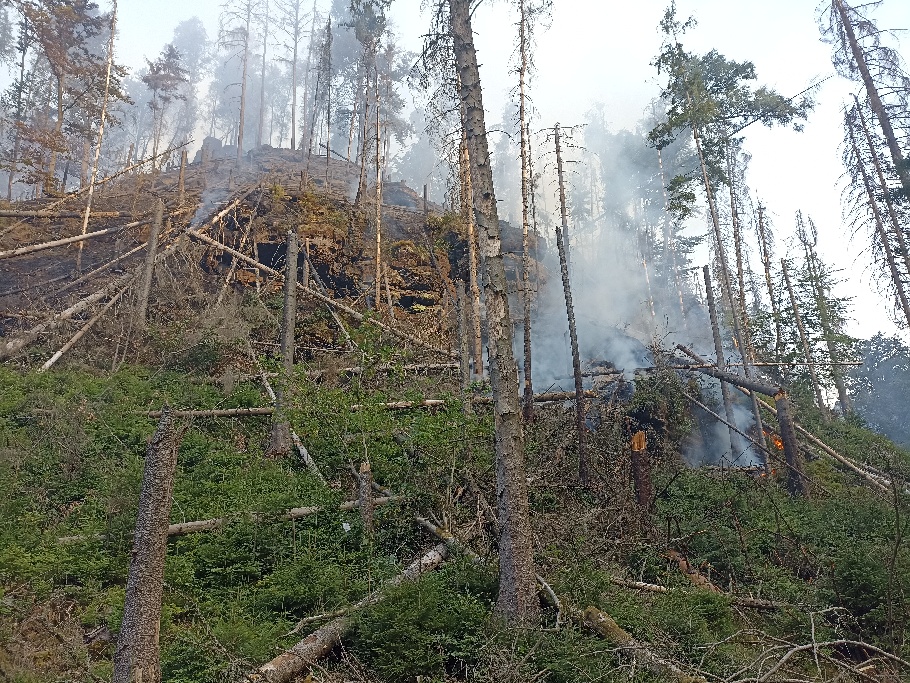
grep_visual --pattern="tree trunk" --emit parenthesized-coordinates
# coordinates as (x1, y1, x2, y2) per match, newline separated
(76, 3, 118, 273)
(518, 0, 534, 421)
(237, 4, 252, 167)
(755, 205, 783, 359)
(847, 120, 910, 327)
(324, 17, 332, 188)
(834, 0, 910, 200)
(554, 123, 587, 486)
(178, 150, 187, 206)
(257, 0, 269, 148)
(112, 408, 181, 683)
(374, 67, 383, 310)
(781, 258, 827, 416)
(135, 199, 164, 328)
(358, 461, 373, 540)
(774, 390, 809, 497)
(703, 265, 741, 456)
(266, 230, 298, 458)
(460, 130, 484, 380)
(450, 0, 539, 626)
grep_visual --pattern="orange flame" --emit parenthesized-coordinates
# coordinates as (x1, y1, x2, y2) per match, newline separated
(763, 429, 784, 451)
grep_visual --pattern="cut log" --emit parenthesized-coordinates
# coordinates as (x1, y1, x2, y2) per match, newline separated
(112, 408, 181, 683)
(0, 210, 127, 218)
(248, 542, 450, 682)
(0, 222, 143, 260)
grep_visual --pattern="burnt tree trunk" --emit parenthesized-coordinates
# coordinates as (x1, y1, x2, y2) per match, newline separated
(450, 0, 539, 626)
(755, 205, 783, 359)
(266, 230, 298, 458)
(554, 123, 587, 485)
(112, 408, 181, 683)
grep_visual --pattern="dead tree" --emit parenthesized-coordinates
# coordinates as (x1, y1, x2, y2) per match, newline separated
(359, 461, 373, 539)
(266, 230, 298, 458)
(553, 123, 587, 486)
(846, 117, 910, 327)
(518, 0, 534, 420)
(832, 0, 910, 200)
(703, 265, 741, 456)
(134, 199, 164, 328)
(755, 205, 783, 358)
(374, 66, 383, 310)
(460, 127, 484, 380)
(76, 0, 118, 273)
(112, 408, 181, 683)
(450, 0, 539, 625)
(178, 150, 187, 206)
(781, 258, 827, 416)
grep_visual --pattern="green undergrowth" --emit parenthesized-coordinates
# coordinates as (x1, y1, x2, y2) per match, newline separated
(1, 343, 910, 682)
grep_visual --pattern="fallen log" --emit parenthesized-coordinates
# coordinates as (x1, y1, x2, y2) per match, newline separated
(0, 271, 136, 361)
(0, 210, 128, 219)
(248, 542, 450, 682)
(0, 222, 145, 260)
(350, 399, 447, 412)
(57, 496, 401, 544)
(142, 407, 275, 418)
(38, 282, 130, 372)
(473, 389, 598, 404)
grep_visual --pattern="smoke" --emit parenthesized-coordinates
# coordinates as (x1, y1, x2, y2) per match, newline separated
(190, 187, 232, 227)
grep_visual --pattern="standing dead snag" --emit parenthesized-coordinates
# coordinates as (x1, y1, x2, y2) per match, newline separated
(630, 430, 651, 508)
(135, 199, 164, 328)
(703, 266, 743, 457)
(781, 258, 826, 417)
(773, 389, 809, 497)
(553, 123, 587, 486)
(266, 230, 298, 458)
(449, 0, 540, 626)
(112, 408, 181, 683)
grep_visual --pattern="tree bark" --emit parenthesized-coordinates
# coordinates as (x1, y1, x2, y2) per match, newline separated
(554, 123, 587, 486)
(135, 199, 164, 328)
(257, 0, 269, 148)
(266, 229, 298, 458)
(112, 408, 181, 683)
(834, 0, 910, 201)
(450, 0, 539, 626)
(237, 2, 252, 167)
(460, 131, 484, 380)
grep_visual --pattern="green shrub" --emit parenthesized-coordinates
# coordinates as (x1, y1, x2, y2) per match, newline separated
(349, 562, 492, 681)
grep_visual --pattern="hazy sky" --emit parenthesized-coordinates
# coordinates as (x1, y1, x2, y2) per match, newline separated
(116, 0, 910, 340)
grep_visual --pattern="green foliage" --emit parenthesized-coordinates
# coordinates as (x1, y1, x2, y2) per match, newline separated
(349, 561, 493, 681)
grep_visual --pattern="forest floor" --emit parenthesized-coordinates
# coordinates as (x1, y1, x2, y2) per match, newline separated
(1, 162, 910, 682)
